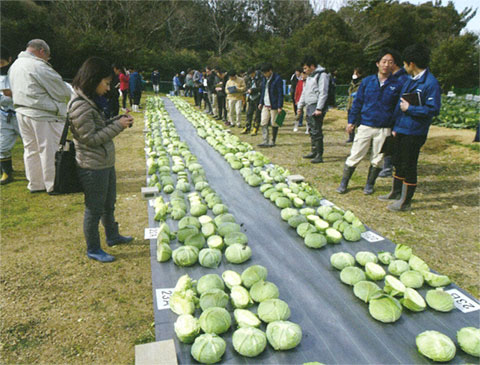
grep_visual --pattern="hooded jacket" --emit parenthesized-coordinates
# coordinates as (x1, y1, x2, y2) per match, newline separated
(68, 88, 124, 170)
(259, 72, 284, 109)
(8, 51, 71, 122)
(297, 65, 329, 113)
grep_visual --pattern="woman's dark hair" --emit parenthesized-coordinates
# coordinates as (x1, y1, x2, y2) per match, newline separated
(72, 57, 112, 98)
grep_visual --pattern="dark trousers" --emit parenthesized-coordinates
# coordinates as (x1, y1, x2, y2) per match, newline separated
(78, 167, 117, 252)
(202, 92, 212, 111)
(246, 98, 261, 130)
(121, 90, 128, 109)
(131, 91, 141, 106)
(193, 87, 201, 106)
(217, 94, 227, 119)
(392, 133, 427, 185)
(306, 108, 327, 156)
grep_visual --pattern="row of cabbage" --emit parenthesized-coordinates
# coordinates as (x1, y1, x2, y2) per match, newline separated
(330, 244, 479, 362)
(169, 266, 303, 362)
(169, 96, 366, 250)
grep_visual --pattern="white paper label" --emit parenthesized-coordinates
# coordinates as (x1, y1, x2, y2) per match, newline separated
(149, 200, 154, 207)
(321, 199, 335, 207)
(445, 289, 480, 313)
(156, 288, 175, 310)
(144, 227, 160, 240)
(361, 231, 384, 242)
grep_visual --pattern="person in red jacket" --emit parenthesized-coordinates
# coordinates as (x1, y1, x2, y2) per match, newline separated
(294, 71, 306, 132)
(118, 68, 129, 111)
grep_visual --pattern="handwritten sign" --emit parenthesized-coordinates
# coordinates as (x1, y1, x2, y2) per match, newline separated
(144, 227, 160, 240)
(445, 289, 480, 313)
(361, 231, 384, 243)
(156, 288, 175, 310)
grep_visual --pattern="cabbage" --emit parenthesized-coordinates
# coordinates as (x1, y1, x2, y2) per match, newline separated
(199, 307, 231, 334)
(257, 298, 291, 323)
(199, 288, 229, 310)
(174, 314, 200, 343)
(355, 251, 378, 266)
(378, 251, 395, 265)
(388, 260, 410, 276)
(250, 281, 279, 302)
(222, 270, 242, 289)
(212, 203, 228, 215)
(326, 228, 342, 244)
(169, 289, 197, 315)
(365, 262, 386, 281)
(304, 233, 327, 249)
(401, 288, 426, 312)
(214, 213, 235, 226)
(416, 330, 456, 362)
(230, 285, 254, 309)
(224, 231, 248, 246)
(343, 210, 356, 223)
(225, 244, 252, 264)
(191, 333, 226, 364)
(281, 208, 299, 221)
(353, 281, 382, 303)
(234, 309, 261, 328)
(409, 254, 429, 272)
(185, 232, 206, 250)
(201, 222, 216, 238)
(275, 196, 292, 209)
(340, 266, 366, 286)
(394, 244, 412, 261)
(207, 235, 224, 250)
(218, 222, 241, 237)
(177, 225, 199, 243)
(288, 214, 308, 228)
(423, 271, 451, 288)
(330, 252, 356, 271)
(343, 225, 362, 242)
(296, 222, 317, 238)
(325, 212, 343, 224)
(425, 288, 454, 312)
(196, 274, 224, 295)
(232, 327, 267, 357)
(368, 294, 402, 323)
(171, 208, 186, 220)
(156, 243, 172, 262)
(314, 218, 329, 232)
(178, 216, 201, 229)
(172, 246, 199, 267)
(457, 327, 480, 357)
(174, 274, 193, 292)
(384, 275, 406, 297)
(241, 265, 268, 288)
(266, 320, 302, 350)
(317, 205, 332, 219)
(400, 270, 424, 289)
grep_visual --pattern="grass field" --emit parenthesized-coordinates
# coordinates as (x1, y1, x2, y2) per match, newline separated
(1, 92, 478, 363)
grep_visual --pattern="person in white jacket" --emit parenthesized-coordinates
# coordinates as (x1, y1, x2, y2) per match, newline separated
(9, 39, 71, 193)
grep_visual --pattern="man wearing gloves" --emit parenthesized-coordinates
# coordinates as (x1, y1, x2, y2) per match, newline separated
(297, 56, 329, 163)
(9, 39, 71, 193)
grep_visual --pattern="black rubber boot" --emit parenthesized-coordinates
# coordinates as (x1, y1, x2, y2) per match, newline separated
(311, 154, 323, 163)
(378, 176, 403, 201)
(303, 140, 316, 159)
(103, 219, 133, 247)
(0, 158, 13, 185)
(388, 183, 416, 211)
(363, 166, 382, 195)
(270, 127, 279, 147)
(311, 139, 323, 163)
(336, 165, 356, 194)
(379, 155, 393, 178)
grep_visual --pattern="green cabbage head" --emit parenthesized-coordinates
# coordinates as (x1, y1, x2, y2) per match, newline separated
(416, 330, 456, 362)
(330, 252, 355, 271)
(257, 298, 291, 323)
(232, 327, 267, 357)
(368, 294, 402, 323)
(266, 320, 302, 350)
(199, 307, 231, 335)
(174, 314, 200, 343)
(457, 327, 480, 357)
(191, 333, 226, 364)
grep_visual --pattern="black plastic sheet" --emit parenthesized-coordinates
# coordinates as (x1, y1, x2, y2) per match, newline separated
(146, 98, 479, 364)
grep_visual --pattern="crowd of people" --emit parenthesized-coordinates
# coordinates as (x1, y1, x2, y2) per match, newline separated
(1, 38, 443, 261)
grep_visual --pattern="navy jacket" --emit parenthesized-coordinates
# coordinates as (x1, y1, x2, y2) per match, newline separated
(260, 72, 284, 110)
(129, 72, 142, 93)
(392, 67, 409, 86)
(151, 71, 160, 85)
(348, 74, 402, 128)
(393, 69, 441, 136)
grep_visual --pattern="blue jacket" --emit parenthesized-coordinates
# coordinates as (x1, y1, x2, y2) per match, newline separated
(393, 67, 409, 86)
(129, 72, 142, 93)
(393, 69, 441, 136)
(348, 74, 402, 128)
(260, 72, 284, 110)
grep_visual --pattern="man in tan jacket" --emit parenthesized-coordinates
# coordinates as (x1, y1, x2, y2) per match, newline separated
(225, 70, 246, 127)
(9, 39, 71, 193)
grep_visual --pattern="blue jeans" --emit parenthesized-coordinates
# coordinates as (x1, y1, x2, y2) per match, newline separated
(78, 167, 117, 252)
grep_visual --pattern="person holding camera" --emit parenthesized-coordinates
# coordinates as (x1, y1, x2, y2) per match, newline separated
(69, 57, 134, 263)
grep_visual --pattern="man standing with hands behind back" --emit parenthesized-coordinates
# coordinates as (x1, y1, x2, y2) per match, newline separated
(9, 39, 71, 194)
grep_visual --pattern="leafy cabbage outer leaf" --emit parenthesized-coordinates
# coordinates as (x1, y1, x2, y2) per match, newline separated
(416, 330, 456, 362)
(330, 252, 355, 271)
(266, 320, 302, 350)
(250, 280, 279, 303)
(422, 271, 451, 288)
(191, 333, 226, 364)
(457, 327, 480, 357)
(234, 309, 261, 328)
(353, 281, 382, 303)
(241, 265, 268, 289)
(156, 243, 172, 262)
(355, 251, 378, 266)
(394, 244, 413, 261)
(174, 314, 200, 344)
(425, 288, 454, 312)
(207, 235, 224, 250)
(232, 327, 267, 357)
(280, 208, 299, 221)
(257, 298, 291, 323)
(368, 294, 402, 323)
(196, 274, 224, 295)
(400, 270, 424, 289)
(378, 251, 395, 265)
(340, 266, 366, 286)
(222, 270, 242, 289)
(199, 288, 229, 311)
(326, 228, 342, 244)
(343, 225, 362, 242)
(304, 233, 327, 249)
(172, 246, 199, 267)
(174, 274, 194, 292)
(199, 307, 231, 335)
(169, 289, 197, 315)
(384, 275, 406, 297)
(230, 285, 254, 309)
(401, 288, 426, 312)
(365, 262, 386, 281)
(409, 254, 430, 272)
(388, 259, 410, 276)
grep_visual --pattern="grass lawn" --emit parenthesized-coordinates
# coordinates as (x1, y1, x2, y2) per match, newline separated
(1, 92, 478, 363)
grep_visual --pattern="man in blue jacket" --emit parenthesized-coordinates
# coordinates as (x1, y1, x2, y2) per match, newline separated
(258, 63, 283, 147)
(337, 49, 402, 195)
(380, 44, 441, 211)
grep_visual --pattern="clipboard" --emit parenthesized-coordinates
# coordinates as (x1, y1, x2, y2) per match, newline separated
(402, 92, 422, 106)
(275, 109, 286, 126)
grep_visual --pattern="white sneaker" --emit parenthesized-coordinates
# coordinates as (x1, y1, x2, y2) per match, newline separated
(305, 129, 309, 134)
(293, 127, 298, 132)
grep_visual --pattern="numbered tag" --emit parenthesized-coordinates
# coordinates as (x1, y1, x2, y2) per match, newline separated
(361, 230, 384, 242)
(445, 289, 480, 313)
(321, 199, 335, 207)
(156, 288, 175, 310)
(144, 227, 160, 240)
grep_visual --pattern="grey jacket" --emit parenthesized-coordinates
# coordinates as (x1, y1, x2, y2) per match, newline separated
(298, 65, 329, 114)
(8, 51, 71, 122)
(68, 89, 124, 170)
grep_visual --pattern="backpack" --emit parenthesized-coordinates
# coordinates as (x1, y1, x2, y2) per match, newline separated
(314, 71, 336, 107)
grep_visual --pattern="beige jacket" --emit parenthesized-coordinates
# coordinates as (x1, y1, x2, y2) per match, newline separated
(68, 89, 124, 170)
(226, 77, 246, 101)
(8, 51, 71, 122)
